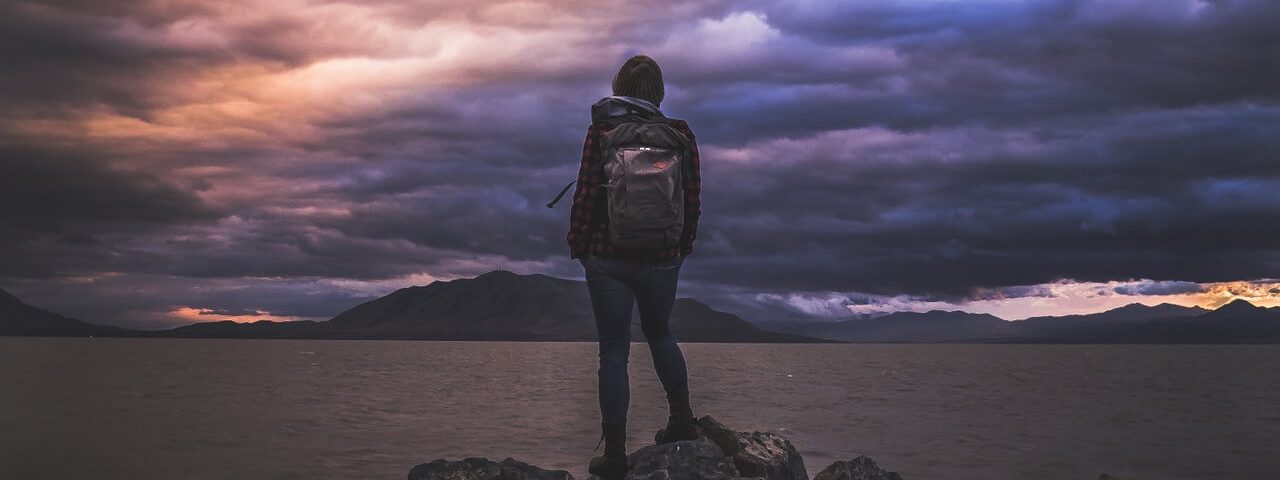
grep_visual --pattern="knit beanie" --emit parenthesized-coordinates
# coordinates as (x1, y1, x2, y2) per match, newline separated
(612, 55, 664, 107)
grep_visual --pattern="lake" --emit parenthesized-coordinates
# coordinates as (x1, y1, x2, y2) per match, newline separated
(1, 338, 1276, 479)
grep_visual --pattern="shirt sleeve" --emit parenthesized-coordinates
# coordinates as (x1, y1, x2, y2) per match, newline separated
(566, 124, 602, 258)
(677, 123, 701, 256)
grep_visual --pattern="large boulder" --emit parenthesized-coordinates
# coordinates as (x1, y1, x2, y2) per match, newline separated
(609, 439, 745, 480)
(813, 457, 902, 480)
(408, 457, 575, 480)
(694, 416, 808, 480)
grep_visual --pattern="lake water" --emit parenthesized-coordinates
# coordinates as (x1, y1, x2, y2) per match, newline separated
(1, 338, 1276, 479)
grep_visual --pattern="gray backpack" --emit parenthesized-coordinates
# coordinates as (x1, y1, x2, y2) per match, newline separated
(547, 98, 692, 250)
(598, 116, 692, 249)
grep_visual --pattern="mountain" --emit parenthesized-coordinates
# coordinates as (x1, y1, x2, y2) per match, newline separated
(1198, 298, 1269, 320)
(319, 270, 591, 340)
(1022, 302, 1207, 324)
(1008, 302, 1210, 342)
(1008, 300, 1280, 343)
(6, 276, 1279, 343)
(0, 288, 131, 337)
(160, 270, 823, 342)
(757, 301, 1280, 343)
(1128, 299, 1280, 343)
(309, 270, 821, 342)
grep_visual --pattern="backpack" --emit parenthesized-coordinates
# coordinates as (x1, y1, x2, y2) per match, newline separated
(547, 105, 692, 250)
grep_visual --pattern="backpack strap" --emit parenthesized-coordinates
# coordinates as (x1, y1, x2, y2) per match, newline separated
(546, 179, 576, 208)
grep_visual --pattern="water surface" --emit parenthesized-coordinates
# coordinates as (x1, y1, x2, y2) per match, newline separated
(1, 338, 1276, 479)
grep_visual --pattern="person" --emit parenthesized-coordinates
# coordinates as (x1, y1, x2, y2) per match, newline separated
(566, 54, 702, 477)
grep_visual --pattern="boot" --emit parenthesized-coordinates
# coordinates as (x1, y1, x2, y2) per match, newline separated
(588, 422, 628, 478)
(654, 387, 698, 444)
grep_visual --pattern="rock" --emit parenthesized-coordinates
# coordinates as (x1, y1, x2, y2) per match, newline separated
(408, 457, 575, 480)
(594, 439, 744, 480)
(695, 416, 808, 480)
(813, 457, 902, 480)
(409, 416, 903, 480)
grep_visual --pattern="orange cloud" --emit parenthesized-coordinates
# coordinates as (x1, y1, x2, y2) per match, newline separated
(169, 306, 315, 323)
(1192, 281, 1280, 309)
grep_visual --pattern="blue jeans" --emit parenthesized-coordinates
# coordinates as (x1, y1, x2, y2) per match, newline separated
(580, 254, 690, 425)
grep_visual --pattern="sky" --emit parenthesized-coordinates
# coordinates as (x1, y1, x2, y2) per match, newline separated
(1, 0, 1278, 329)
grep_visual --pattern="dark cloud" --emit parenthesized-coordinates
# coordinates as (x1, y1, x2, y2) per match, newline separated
(0, 140, 220, 279)
(0, 2, 225, 118)
(2, 0, 1278, 327)
(1113, 281, 1203, 297)
(672, 0, 1280, 140)
(196, 308, 264, 317)
(0, 143, 215, 228)
(682, 107, 1280, 297)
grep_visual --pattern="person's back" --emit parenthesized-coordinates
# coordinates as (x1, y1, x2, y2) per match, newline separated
(564, 55, 702, 478)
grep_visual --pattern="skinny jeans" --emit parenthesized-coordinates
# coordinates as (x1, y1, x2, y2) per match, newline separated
(579, 253, 690, 425)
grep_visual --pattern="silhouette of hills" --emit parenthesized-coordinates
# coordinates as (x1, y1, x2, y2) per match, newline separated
(0, 288, 130, 337)
(2, 271, 818, 342)
(161, 270, 819, 342)
(4, 275, 1280, 343)
(757, 301, 1280, 343)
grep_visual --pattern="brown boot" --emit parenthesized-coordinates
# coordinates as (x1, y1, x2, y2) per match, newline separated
(589, 422, 628, 478)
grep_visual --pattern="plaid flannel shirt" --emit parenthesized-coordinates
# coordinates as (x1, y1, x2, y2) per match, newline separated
(566, 120, 701, 263)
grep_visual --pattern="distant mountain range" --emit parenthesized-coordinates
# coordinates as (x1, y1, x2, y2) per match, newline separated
(0, 271, 819, 343)
(756, 300, 1280, 343)
(3, 271, 1279, 343)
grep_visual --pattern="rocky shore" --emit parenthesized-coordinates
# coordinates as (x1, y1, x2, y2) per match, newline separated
(407, 416, 902, 480)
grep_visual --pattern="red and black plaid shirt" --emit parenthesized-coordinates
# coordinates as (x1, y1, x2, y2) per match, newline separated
(566, 120, 701, 263)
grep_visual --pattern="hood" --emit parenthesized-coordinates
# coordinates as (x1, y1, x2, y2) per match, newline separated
(591, 95, 663, 124)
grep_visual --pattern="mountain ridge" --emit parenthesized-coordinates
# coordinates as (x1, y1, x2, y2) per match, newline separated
(757, 300, 1279, 343)
(0, 272, 821, 342)
(3, 277, 1279, 343)
(0, 287, 131, 337)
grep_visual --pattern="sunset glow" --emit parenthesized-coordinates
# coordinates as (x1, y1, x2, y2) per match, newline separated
(783, 279, 1280, 321)
(169, 307, 319, 324)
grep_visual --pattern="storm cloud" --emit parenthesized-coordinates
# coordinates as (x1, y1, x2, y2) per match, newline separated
(1, 0, 1277, 327)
